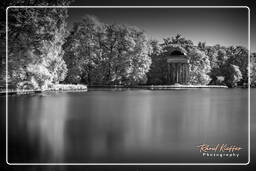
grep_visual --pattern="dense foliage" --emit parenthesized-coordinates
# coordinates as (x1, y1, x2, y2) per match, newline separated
(202, 44, 248, 87)
(5, 0, 70, 89)
(251, 53, 256, 87)
(63, 15, 152, 85)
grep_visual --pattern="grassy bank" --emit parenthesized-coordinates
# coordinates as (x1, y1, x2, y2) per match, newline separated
(47, 84, 88, 91)
(0, 84, 88, 96)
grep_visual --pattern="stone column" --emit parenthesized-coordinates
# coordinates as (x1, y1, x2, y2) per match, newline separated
(176, 63, 179, 83)
(167, 63, 170, 83)
(184, 64, 187, 84)
(181, 63, 183, 83)
(185, 64, 187, 84)
(182, 63, 185, 83)
(186, 64, 189, 84)
(180, 63, 182, 83)
(172, 63, 175, 84)
(173, 63, 175, 83)
(179, 63, 182, 83)
(184, 64, 186, 83)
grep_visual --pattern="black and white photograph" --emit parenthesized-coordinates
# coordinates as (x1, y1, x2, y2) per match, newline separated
(0, 0, 256, 171)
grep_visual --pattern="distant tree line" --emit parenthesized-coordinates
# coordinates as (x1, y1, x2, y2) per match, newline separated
(3, 4, 256, 89)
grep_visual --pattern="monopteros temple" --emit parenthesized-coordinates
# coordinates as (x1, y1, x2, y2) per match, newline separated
(167, 47, 190, 84)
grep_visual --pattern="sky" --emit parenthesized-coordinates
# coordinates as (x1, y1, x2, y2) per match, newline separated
(67, 7, 250, 50)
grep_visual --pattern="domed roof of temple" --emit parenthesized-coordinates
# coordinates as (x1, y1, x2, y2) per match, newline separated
(163, 44, 187, 56)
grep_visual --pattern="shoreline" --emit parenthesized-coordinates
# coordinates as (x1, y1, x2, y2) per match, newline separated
(0, 89, 89, 96)
(88, 84, 229, 90)
(1, 84, 252, 96)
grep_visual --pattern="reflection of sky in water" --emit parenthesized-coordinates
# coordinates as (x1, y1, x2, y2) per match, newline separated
(8, 89, 248, 163)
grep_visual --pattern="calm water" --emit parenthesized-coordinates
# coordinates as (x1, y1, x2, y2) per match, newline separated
(5, 89, 249, 163)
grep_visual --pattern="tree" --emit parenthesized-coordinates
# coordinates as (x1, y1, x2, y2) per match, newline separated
(226, 46, 248, 85)
(7, 1, 70, 89)
(169, 34, 194, 51)
(63, 15, 105, 85)
(147, 40, 167, 84)
(197, 41, 206, 51)
(126, 26, 152, 85)
(250, 53, 256, 87)
(107, 25, 151, 85)
(102, 24, 151, 85)
(204, 44, 248, 87)
(188, 48, 211, 85)
(221, 63, 242, 88)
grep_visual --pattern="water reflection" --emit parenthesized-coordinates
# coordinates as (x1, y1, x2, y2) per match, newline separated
(32, 96, 68, 162)
(9, 95, 68, 163)
(8, 89, 248, 163)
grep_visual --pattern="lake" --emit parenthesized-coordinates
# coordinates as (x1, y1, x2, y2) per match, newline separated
(4, 88, 249, 163)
